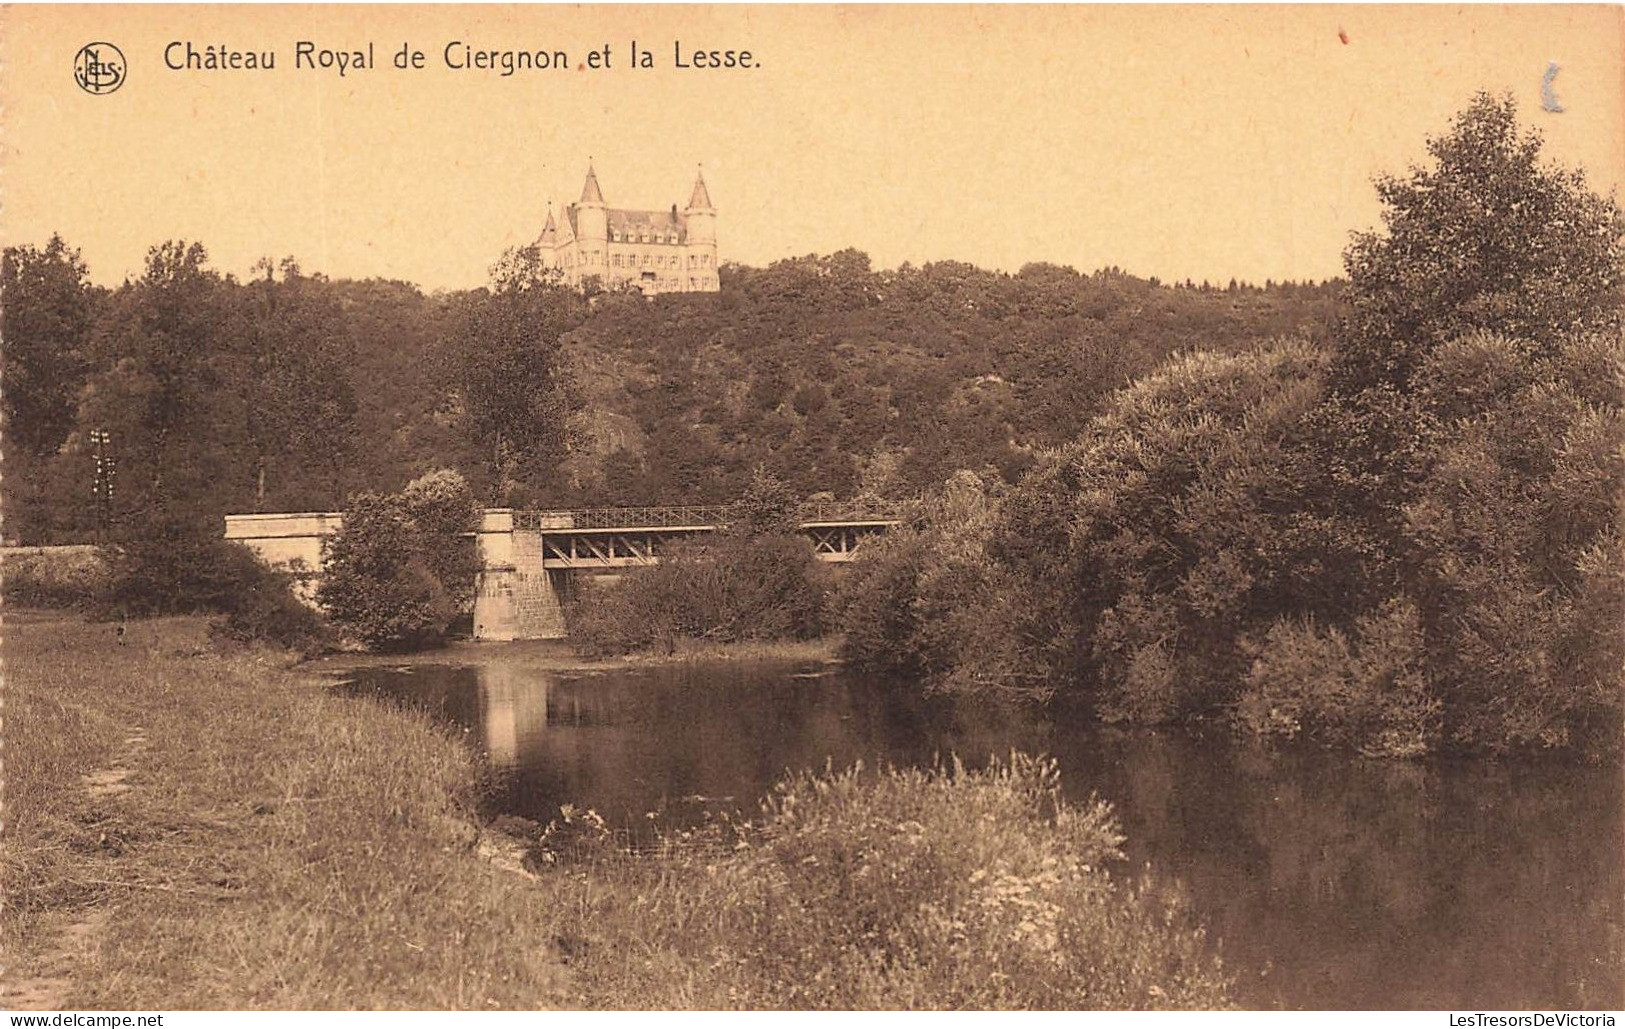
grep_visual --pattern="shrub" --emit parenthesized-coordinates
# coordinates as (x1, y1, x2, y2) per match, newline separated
(91, 519, 330, 653)
(1237, 599, 1440, 757)
(209, 554, 332, 657)
(1355, 331, 1625, 757)
(1, 546, 109, 609)
(100, 520, 250, 617)
(397, 469, 483, 611)
(990, 340, 1338, 721)
(833, 471, 1047, 697)
(568, 525, 827, 657)
(559, 753, 1233, 1009)
(831, 524, 932, 679)
(317, 476, 479, 652)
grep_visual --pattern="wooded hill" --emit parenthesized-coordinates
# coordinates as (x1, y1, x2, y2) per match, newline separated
(1, 236, 1342, 544)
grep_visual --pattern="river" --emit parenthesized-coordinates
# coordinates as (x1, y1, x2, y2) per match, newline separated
(339, 653, 1622, 1010)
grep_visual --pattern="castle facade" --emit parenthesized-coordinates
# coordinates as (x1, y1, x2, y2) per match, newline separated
(539, 165, 719, 295)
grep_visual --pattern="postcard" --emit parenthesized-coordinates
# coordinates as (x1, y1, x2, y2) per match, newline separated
(3, 4, 1621, 1015)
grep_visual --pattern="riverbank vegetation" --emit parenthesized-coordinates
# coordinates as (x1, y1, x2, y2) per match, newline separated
(834, 96, 1624, 759)
(3, 531, 331, 655)
(5, 611, 1229, 1009)
(545, 755, 1230, 1008)
(565, 472, 831, 655)
(316, 469, 481, 650)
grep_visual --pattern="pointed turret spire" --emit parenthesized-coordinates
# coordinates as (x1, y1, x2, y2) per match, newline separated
(580, 163, 605, 205)
(539, 205, 557, 245)
(687, 166, 713, 211)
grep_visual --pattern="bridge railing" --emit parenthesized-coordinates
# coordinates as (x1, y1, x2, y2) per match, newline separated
(512, 500, 907, 532)
(797, 499, 907, 523)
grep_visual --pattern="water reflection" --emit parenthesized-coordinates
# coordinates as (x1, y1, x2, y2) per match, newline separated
(341, 658, 1622, 1010)
(477, 664, 551, 769)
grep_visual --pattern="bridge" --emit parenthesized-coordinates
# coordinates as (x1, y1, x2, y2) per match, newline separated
(224, 502, 902, 641)
(513, 503, 901, 568)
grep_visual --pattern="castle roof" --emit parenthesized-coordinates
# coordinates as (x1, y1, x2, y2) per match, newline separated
(687, 170, 713, 211)
(609, 208, 688, 240)
(562, 204, 690, 243)
(580, 165, 605, 204)
(551, 165, 710, 245)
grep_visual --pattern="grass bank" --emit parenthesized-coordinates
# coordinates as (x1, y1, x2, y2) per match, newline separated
(5, 612, 1230, 1009)
(4, 611, 569, 1008)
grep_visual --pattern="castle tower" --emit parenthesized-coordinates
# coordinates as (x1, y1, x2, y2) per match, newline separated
(684, 168, 715, 244)
(573, 164, 608, 275)
(683, 168, 719, 290)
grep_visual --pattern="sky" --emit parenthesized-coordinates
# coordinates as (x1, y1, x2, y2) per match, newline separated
(4, 4, 1622, 290)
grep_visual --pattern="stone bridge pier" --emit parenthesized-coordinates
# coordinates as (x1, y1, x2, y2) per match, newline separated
(471, 510, 571, 641)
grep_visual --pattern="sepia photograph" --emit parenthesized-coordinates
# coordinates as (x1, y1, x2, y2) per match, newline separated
(1, 3, 1621, 1014)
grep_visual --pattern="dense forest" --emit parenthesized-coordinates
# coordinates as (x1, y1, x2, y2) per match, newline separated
(833, 95, 1624, 758)
(1, 230, 1341, 544)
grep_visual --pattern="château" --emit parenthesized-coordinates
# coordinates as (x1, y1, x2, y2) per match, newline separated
(539, 164, 719, 295)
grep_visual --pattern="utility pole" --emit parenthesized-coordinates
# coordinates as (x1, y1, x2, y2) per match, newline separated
(90, 429, 115, 542)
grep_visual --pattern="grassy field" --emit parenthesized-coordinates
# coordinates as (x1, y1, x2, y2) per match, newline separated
(3, 612, 1230, 1010)
(3, 612, 570, 1008)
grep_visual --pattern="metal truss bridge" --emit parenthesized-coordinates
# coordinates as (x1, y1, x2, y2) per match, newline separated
(510, 502, 905, 569)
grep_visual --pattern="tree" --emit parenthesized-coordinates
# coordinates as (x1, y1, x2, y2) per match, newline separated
(1338, 92, 1625, 393)
(835, 470, 1043, 696)
(1000, 342, 1337, 721)
(1, 235, 99, 542)
(446, 247, 583, 505)
(316, 470, 479, 650)
(230, 259, 357, 510)
(78, 241, 240, 530)
(1, 235, 94, 456)
(1240, 96, 1624, 755)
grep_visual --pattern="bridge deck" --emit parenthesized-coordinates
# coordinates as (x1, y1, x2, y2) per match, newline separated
(512, 504, 902, 570)
(512, 502, 905, 532)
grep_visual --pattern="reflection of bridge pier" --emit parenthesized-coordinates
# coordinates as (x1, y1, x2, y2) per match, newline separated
(225, 502, 900, 642)
(478, 663, 552, 769)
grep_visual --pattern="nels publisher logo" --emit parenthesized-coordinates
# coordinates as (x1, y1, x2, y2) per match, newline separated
(74, 42, 126, 95)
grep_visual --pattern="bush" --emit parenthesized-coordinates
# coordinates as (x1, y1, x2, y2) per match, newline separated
(568, 526, 827, 657)
(1237, 599, 1440, 757)
(833, 471, 1047, 697)
(209, 553, 332, 657)
(317, 470, 480, 651)
(1, 546, 109, 609)
(559, 753, 1233, 1009)
(990, 340, 1338, 721)
(100, 521, 249, 617)
(92, 520, 330, 653)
